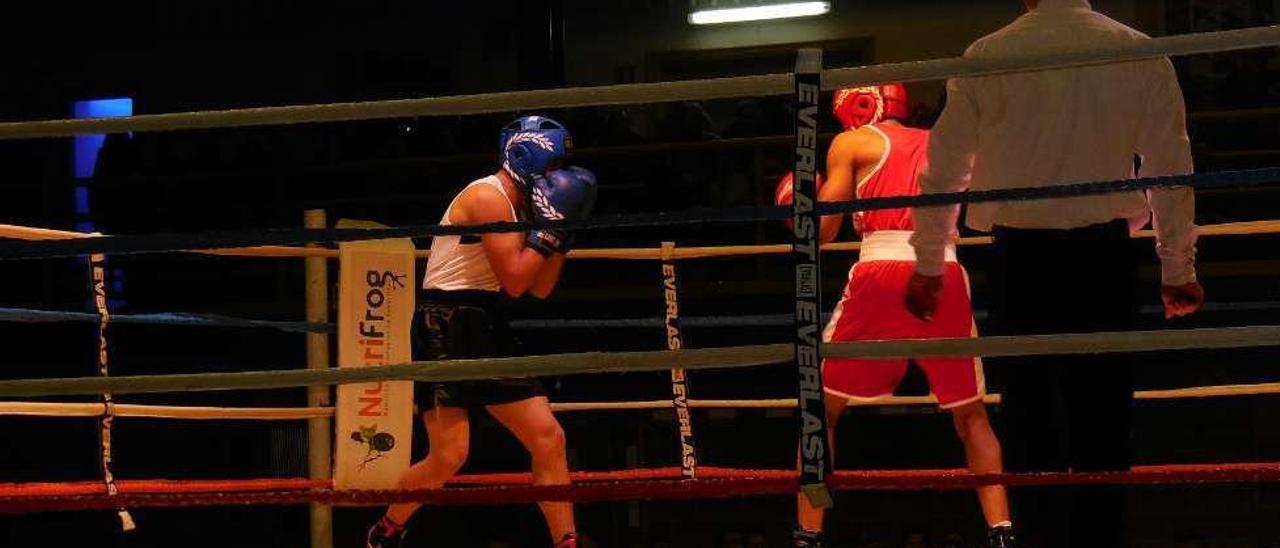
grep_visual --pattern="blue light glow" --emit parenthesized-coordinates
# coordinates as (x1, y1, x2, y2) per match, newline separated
(73, 98, 133, 309)
(73, 186, 91, 215)
(73, 98, 133, 179)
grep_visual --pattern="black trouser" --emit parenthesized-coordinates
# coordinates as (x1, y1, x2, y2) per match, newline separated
(413, 289, 545, 410)
(989, 220, 1138, 548)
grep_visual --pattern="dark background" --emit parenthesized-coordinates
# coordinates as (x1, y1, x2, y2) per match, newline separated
(0, 0, 1278, 546)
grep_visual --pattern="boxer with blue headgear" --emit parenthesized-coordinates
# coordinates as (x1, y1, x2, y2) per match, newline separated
(367, 114, 592, 548)
(499, 115, 574, 189)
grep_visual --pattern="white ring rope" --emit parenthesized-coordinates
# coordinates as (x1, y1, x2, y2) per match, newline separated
(551, 382, 1280, 411)
(0, 402, 334, 420)
(0, 325, 1276, 398)
(0, 26, 1273, 140)
(4, 219, 1280, 261)
(1, 381, 1274, 419)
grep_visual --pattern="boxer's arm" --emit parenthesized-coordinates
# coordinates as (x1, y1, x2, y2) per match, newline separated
(1138, 58, 1197, 286)
(455, 185, 547, 298)
(528, 253, 565, 299)
(819, 132, 860, 244)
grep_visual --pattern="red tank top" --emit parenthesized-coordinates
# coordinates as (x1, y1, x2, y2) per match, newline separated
(853, 123, 930, 234)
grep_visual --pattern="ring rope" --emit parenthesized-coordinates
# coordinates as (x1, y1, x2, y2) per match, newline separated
(2, 167, 1277, 260)
(10, 297, 1276, 340)
(0, 325, 1277, 398)
(6, 218, 1280, 262)
(0, 478, 328, 498)
(0, 380, 1274, 420)
(0, 402, 335, 420)
(549, 382, 1280, 411)
(0, 307, 333, 333)
(0, 463, 1276, 513)
(0, 26, 1273, 140)
(508, 301, 1280, 330)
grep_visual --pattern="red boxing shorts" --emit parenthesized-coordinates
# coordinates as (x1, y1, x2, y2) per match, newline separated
(822, 236, 984, 409)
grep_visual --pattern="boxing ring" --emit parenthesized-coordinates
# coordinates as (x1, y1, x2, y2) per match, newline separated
(0, 23, 1278, 547)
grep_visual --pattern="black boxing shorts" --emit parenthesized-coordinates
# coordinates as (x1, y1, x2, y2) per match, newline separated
(412, 289, 546, 410)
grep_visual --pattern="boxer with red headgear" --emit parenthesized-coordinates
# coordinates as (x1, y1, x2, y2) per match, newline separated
(780, 87, 1017, 548)
(832, 84, 910, 130)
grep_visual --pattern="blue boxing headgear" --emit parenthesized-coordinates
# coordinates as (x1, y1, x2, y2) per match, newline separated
(499, 115, 573, 188)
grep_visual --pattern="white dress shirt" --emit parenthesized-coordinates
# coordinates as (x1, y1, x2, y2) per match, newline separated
(910, 0, 1197, 285)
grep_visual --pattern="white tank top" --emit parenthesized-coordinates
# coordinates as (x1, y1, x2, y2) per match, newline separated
(423, 176, 519, 291)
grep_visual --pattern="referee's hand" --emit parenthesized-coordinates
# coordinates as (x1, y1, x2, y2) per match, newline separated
(905, 271, 944, 322)
(1161, 281, 1205, 319)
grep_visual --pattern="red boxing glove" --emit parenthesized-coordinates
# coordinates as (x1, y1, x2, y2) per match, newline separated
(775, 171, 825, 229)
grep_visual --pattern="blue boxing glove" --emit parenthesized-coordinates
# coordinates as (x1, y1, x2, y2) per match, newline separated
(525, 166, 598, 256)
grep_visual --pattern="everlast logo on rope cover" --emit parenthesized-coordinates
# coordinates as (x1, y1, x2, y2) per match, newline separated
(792, 84, 820, 265)
(92, 259, 120, 494)
(92, 262, 110, 375)
(794, 81, 826, 479)
(663, 264, 695, 475)
(796, 300, 824, 468)
(671, 373, 694, 473)
(358, 269, 406, 418)
(663, 265, 682, 351)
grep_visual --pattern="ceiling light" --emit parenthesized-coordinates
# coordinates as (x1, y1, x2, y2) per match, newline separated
(689, 1, 831, 25)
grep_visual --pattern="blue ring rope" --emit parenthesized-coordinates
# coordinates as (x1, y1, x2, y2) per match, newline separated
(2, 301, 1275, 334)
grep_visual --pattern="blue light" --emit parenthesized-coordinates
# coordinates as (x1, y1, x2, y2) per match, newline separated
(72, 98, 132, 309)
(73, 98, 132, 180)
(73, 186, 91, 215)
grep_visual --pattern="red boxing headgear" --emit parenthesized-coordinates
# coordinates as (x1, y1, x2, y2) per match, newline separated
(832, 84, 909, 130)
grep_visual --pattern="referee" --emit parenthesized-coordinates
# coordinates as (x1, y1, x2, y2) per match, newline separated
(904, 1, 1204, 547)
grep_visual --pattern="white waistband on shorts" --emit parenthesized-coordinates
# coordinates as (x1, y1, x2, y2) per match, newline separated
(857, 230, 957, 263)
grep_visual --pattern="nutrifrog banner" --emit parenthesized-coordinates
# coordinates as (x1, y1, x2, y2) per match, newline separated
(334, 220, 416, 489)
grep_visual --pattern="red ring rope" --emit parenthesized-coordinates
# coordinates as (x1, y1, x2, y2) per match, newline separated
(0, 463, 1275, 514)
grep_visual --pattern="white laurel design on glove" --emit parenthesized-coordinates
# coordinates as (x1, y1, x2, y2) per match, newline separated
(531, 186, 564, 220)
